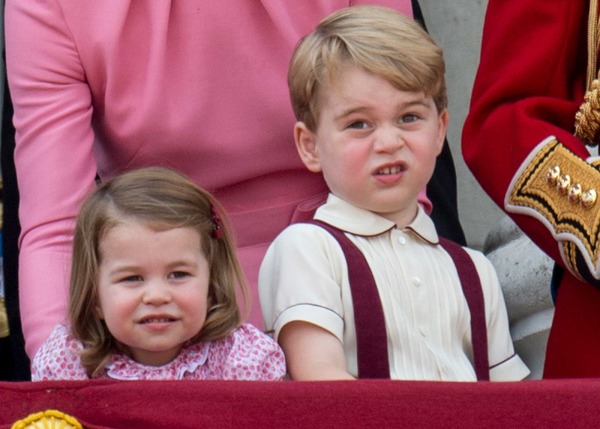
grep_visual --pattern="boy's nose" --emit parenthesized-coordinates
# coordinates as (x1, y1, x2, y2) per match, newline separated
(373, 127, 404, 153)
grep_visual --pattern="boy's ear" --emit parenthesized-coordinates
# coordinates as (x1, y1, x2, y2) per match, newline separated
(294, 122, 322, 173)
(435, 109, 450, 156)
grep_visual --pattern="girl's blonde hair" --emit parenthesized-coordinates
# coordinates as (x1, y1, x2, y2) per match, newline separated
(69, 166, 247, 376)
(288, 5, 447, 132)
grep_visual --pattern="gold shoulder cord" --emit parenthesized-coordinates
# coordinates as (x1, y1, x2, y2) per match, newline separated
(575, 0, 600, 146)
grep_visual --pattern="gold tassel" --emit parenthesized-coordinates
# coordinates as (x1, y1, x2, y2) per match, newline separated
(574, 0, 600, 146)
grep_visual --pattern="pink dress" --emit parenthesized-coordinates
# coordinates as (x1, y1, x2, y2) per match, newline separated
(31, 323, 286, 381)
(5, 0, 416, 358)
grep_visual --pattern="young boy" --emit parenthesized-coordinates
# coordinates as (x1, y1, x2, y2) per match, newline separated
(258, 5, 529, 381)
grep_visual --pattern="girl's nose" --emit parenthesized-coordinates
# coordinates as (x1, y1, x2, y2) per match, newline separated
(142, 280, 172, 305)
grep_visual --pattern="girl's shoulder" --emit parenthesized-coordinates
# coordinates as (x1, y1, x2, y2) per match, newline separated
(34, 324, 83, 360)
(31, 324, 87, 381)
(210, 323, 279, 357)
(207, 323, 286, 380)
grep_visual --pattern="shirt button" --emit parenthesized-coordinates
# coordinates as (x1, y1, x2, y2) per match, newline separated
(398, 236, 407, 245)
(411, 276, 421, 287)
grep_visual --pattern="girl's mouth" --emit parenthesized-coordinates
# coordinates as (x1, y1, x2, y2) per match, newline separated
(139, 316, 176, 324)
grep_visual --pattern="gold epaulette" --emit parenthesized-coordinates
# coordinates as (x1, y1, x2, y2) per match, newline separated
(506, 137, 600, 282)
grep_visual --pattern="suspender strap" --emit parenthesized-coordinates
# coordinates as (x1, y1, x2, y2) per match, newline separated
(311, 220, 390, 379)
(439, 237, 490, 381)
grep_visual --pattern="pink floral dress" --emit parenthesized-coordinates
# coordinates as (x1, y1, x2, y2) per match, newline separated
(31, 323, 285, 381)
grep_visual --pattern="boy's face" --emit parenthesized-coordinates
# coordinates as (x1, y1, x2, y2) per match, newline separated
(294, 66, 448, 227)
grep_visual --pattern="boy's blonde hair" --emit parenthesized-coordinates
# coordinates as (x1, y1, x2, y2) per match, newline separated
(288, 5, 447, 131)
(69, 166, 247, 376)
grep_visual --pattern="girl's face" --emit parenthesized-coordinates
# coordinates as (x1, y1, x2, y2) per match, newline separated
(96, 220, 210, 366)
(295, 66, 447, 227)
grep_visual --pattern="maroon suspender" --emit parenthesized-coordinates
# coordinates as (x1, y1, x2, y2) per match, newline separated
(311, 220, 490, 381)
(312, 220, 390, 379)
(438, 237, 490, 381)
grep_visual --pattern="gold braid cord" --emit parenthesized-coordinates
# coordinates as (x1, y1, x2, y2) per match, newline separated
(575, 0, 600, 146)
(575, 79, 600, 145)
(11, 410, 83, 429)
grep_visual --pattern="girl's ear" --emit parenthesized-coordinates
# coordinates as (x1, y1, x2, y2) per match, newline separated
(96, 305, 104, 320)
(294, 122, 322, 173)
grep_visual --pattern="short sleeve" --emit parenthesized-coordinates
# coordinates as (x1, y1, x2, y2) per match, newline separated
(259, 224, 349, 342)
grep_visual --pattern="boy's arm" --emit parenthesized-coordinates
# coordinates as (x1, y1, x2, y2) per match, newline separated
(279, 321, 354, 381)
(260, 223, 356, 379)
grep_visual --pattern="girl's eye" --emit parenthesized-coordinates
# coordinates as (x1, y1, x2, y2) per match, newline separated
(119, 275, 142, 283)
(169, 271, 191, 280)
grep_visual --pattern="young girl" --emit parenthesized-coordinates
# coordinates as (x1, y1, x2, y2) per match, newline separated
(31, 167, 285, 380)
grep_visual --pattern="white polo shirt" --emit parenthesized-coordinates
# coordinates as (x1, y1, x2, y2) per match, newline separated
(259, 194, 529, 381)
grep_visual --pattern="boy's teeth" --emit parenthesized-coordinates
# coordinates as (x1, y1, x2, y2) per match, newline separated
(379, 166, 401, 175)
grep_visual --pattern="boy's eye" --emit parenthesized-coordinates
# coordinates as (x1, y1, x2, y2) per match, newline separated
(347, 120, 370, 130)
(400, 114, 420, 124)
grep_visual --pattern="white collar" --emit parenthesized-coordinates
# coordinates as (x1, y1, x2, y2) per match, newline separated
(314, 193, 439, 244)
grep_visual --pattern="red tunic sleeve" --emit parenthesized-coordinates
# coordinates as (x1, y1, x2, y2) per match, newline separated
(462, 0, 600, 284)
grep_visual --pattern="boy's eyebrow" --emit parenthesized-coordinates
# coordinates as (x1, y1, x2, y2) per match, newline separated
(334, 106, 371, 120)
(334, 98, 431, 120)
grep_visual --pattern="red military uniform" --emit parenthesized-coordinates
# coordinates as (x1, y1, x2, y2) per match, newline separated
(463, 1, 600, 377)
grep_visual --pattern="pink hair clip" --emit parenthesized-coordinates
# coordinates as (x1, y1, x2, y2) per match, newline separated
(211, 205, 223, 239)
